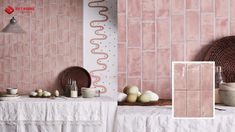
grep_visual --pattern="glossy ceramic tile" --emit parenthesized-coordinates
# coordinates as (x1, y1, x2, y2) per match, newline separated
(173, 62, 214, 118)
(118, 0, 235, 98)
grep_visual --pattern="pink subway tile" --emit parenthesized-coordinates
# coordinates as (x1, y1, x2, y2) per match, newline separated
(118, 14, 126, 43)
(128, 48, 141, 76)
(31, 59, 43, 73)
(157, 48, 170, 77)
(187, 64, 200, 91)
(201, 0, 213, 12)
(187, 91, 201, 117)
(174, 91, 187, 117)
(171, 43, 184, 61)
(127, 77, 141, 90)
(172, 0, 184, 14)
(142, 81, 156, 93)
(128, 19, 141, 47)
(0, 74, 3, 84)
(201, 91, 213, 117)
(128, 0, 141, 18)
(143, 11, 155, 21)
(143, 22, 155, 50)
(143, 0, 155, 11)
(186, 42, 201, 61)
(231, 21, 235, 35)
(174, 63, 186, 90)
(201, 63, 213, 90)
(118, 0, 126, 13)
(201, 14, 214, 42)
(186, 0, 199, 9)
(172, 15, 184, 42)
(216, 0, 228, 17)
(186, 11, 199, 40)
(118, 44, 126, 72)
(215, 19, 229, 38)
(232, 0, 235, 20)
(43, 57, 56, 72)
(157, 0, 169, 17)
(143, 52, 155, 80)
(157, 19, 170, 47)
(157, 78, 171, 99)
(142, 0, 155, 20)
(201, 14, 214, 25)
(118, 73, 126, 92)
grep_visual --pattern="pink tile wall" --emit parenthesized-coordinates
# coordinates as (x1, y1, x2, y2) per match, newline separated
(173, 62, 214, 118)
(118, 0, 235, 99)
(0, 0, 83, 94)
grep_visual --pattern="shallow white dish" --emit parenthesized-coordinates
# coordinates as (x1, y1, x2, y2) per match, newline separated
(219, 90, 235, 106)
(0, 96, 20, 101)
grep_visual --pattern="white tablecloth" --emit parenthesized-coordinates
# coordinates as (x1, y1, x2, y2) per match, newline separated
(0, 96, 117, 132)
(115, 105, 235, 132)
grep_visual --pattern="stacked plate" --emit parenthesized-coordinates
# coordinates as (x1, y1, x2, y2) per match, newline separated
(219, 83, 235, 106)
(0, 93, 20, 101)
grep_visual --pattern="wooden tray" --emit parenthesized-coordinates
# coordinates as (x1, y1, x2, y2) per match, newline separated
(58, 66, 91, 96)
(29, 95, 51, 98)
(118, 99, 172, 106)
(204, 36, 235, 82)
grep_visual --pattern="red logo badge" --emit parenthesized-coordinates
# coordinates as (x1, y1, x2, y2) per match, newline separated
(5, 6, 14, 14)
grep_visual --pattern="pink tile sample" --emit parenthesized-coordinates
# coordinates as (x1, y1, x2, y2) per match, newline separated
(173, 62, 214, 118)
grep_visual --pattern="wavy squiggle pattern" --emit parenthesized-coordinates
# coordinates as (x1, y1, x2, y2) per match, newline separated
(88, 0, 109, 93)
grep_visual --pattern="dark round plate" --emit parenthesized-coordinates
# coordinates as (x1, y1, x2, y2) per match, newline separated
(59, 66, 91, 96)
(204, 36, 235, 82)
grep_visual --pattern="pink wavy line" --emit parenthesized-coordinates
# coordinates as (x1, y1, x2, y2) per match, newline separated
(88, 0, 109, 93)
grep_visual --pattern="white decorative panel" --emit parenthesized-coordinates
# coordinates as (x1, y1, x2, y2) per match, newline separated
(83, 0, 117, 98)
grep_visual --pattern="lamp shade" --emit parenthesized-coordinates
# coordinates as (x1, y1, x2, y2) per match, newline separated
(1, 17, 26, 33)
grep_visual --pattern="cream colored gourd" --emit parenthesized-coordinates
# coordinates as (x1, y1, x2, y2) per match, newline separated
(126, 94, 138, 103)
(138, 93, 151, 103)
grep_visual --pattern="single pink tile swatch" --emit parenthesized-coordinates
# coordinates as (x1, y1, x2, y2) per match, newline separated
(173, 62, 214, 118)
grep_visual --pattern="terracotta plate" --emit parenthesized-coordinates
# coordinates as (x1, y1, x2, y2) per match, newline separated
(204, 36, 235, 82)
(59, 66, 91, 96)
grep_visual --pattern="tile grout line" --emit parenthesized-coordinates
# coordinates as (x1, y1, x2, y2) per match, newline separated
(199, 0, 201, 59)
(154, 0, 157, 95)
(184, 0, 186, 61)
(169, 0, 172, 98)
(125, 0, 128, 86)
(186, 63, 188, 116)
(199, 64, 202, 116)
(29, 0, 32, 89)
(229, 0, 231, 35)
(140, 0, 143, 92)
(213, 0, 216, 39)
(156, 0, 159, 96)
(199, 0, 202, 117)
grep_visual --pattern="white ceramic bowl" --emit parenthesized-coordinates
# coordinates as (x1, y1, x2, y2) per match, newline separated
(219, 89, 235, 106)
(6, 88, 18, 95)
(220, 84, 235, 91)
(222, 82, 235, 88)
(81, 88, 96, 98)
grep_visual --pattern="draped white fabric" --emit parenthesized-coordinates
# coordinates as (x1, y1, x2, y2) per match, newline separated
(115, 106, 235, 132)
(0, 96, 117, 132)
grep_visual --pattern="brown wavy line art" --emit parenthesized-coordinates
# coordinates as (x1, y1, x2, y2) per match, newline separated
(88, 0, 109, 93)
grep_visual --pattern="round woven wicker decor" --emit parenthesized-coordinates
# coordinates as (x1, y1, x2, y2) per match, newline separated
(204, 36, 235, 82)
